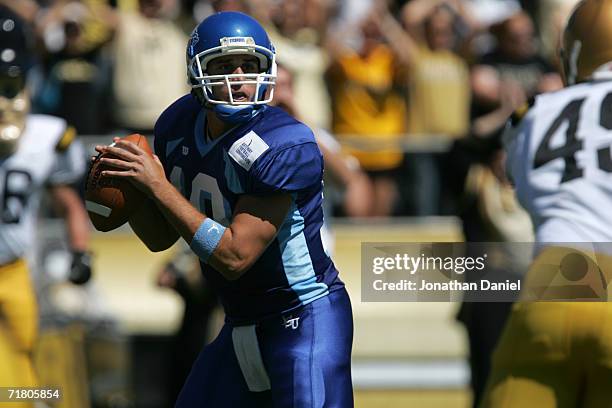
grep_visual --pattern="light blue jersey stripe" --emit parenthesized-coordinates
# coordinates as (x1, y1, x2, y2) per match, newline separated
(277, 201, 329, 304)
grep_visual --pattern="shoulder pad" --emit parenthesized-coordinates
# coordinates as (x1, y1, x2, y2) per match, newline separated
(55, 126, 76, 152)
(510, 97, 535, 127)
(154, 94, 199, 138)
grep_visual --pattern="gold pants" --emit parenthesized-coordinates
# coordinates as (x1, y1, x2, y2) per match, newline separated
(481, 247, 612, 408)
(0, 259, 38, 407)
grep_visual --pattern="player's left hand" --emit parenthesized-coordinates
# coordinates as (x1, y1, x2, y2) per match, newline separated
(69, 250, 92, 285)
(95, 138, 168, 197)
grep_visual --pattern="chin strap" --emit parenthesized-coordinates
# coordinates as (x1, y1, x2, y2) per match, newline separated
(213, 104, 260, 124)
(192, 89, 263, 124)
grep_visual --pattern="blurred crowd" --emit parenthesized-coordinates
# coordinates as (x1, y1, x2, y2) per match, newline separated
(2, 1, 586, 406)
(4, 0, 579, 218)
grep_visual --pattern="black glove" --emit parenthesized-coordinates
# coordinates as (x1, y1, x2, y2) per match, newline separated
(69, 251, 92, 285)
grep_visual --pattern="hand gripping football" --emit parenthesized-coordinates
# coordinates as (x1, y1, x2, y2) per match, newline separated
(85, 134, 153, 232)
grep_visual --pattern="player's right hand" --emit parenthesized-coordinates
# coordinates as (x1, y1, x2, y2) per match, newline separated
(96, 138, 168, 197)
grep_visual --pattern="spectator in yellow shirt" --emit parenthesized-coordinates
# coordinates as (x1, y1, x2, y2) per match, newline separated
(327, 7, 408, 216)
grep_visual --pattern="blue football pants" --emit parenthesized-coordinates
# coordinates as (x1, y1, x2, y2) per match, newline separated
(175, 288, 354, 408)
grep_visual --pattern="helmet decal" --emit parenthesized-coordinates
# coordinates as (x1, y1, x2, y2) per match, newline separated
(220, 37, 256, 47)
(188, 29, 200, 57)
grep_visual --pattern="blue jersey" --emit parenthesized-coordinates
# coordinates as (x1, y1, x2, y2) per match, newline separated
(154, 95, 344, 324)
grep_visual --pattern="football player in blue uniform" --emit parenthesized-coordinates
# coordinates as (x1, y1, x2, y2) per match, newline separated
(96, 11, 354, 407)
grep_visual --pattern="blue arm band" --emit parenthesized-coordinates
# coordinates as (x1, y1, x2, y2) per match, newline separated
(190, 218, 226, 262)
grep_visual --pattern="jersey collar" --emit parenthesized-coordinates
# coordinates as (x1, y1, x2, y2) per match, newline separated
(194, 107, 266, 157)
(194, 109, 236, 157)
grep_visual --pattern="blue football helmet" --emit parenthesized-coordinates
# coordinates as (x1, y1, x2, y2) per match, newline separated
(187, 11, 277, 123)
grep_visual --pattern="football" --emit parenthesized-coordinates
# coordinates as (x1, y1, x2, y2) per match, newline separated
(85, 134, 153, 232)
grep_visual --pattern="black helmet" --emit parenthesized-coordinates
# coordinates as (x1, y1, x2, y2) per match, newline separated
(0, 6, 33, 79)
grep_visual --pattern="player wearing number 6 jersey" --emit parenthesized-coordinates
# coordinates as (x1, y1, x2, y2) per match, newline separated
(96, 11, 353, 407)
(0, 7, 91, 400)
(481, 1, 612, 407)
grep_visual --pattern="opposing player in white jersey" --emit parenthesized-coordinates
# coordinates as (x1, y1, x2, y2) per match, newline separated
(0, 7, 92, 395)
(481, 1, 612, 407)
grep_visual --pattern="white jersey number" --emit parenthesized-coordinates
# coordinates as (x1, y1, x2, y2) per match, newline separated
(170, 167, 230, 225)
(534, 92, 612, 182)
(1, 169, 33, 224)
